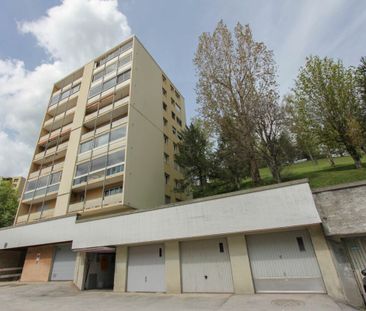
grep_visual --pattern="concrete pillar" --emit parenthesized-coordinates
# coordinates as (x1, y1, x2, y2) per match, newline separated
(309, 225, 344, 301)
(165, 241, 181, 294)
(227, 234, 255, 294)
(73, 252, 86, 290)
(113, 246, 128, 292)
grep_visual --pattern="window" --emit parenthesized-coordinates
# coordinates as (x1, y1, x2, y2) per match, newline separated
(163, 134, 168, 144)
(108, 150, 125, 166)
(102, 77, 117, 92)
(165, 173, 170, 184)
(49, 94, 60, 107)
(164, 153, 169, 164)
(170, 84, 174, 91)
(119, 53, 132, 68)
(76, 162, 90, 176)
(49, 171, 62, 185)
(162, 102, 167, 111)
(165, 195, 171, 204)
(219, 242, 224, 253)
(171, 112, 176, 120)
(60, 89, 71, 101)
(79, 140, 94, 153)
(104, 185, 123, 197)
(119, 40, 133, 54)
(296, 237, 306, 252)
(91, 155, 107, 172)
(177, 117, 182, 127)
(163, 117, 168, 126)
(106, 164, 124, 176)
(71, 84, 80, 94)
(93, 70, 104, 82)
(175, 103, 181, 112)
(117, 69, 131, 84)
(162, 74, 166, 81)
(110, 126, 126, 142)
(89, 83, 102, 98)
(37, 175, 49, 189)
(105, 62, 118, 75)
(173, 143, 178, 152)
(162, 87, 167, 95)
(172, 126, 177, 135)
(175, 91, 180, 99)
(171, 98, 175, 105)
(94, 133, 109, 148)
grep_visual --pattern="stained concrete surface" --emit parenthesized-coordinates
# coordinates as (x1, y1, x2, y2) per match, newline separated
(0, 282, 361, 311)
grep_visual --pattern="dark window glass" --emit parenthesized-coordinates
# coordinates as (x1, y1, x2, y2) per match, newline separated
(107, 150, 125, 166)
(106, 164, 123, 176)
(102, 77, 117, 92)
(37, 175, 49, 189)
(105, 62, 118, 75)
(93, 71, 104, 82)
(25, 179, 38, 192)
(219, 243, 224, 253)
(79, 140, 93, 153)
(76, 162, 90, 176)
(94, 133, 109, 148)
(118, 53, 132, 67)
(296, 237, 306, 252)
(117, 69, 131, 84)
(49, 94, 60, 106)
(91, 155, 107, 172)
(110, 126, 126, 142)
(60, 89, 71, 100)
(89, 83, 102, 98)
(71, 84, 80, 94)
(50, 171, 61, 184)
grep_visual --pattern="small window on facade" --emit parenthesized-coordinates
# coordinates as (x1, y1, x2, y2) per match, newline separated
(172, 126, 176, 135)
(171, 112, 176, 120)
(175, 91, 180, 99)
(165, 173, 170, 184)
(219, 242, 224, 253)
(171, 98, 175, 105)
(163, 117, 168, 126)
(162, 87, 167, 95)
(170, 84, 174, 91)
(159, 248, 163, 257)
(162, 74, 166, 81)
(164, 153, 169, 163)
(296, 237, 306, 252)
(163, 102, 167, 111)
(163, 134, 168, 144)
(177, 118, 182, 127)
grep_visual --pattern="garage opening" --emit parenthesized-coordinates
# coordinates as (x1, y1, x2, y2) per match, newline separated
(0, 248, 27, 281)
(247, 230, 326, 293)
(180, 238, 234, 293)
(84, 248, 115, 290)
(127, 244, 165, 292)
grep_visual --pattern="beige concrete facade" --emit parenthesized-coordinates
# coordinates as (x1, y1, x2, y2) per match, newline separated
(14, 36, 188, 225)
(309, 225, 345, 301)
(73, 252, 87, 290)
(113, 246, 128, 292)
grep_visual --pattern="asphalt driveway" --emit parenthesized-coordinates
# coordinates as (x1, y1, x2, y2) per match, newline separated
(0, 282, 360, 311)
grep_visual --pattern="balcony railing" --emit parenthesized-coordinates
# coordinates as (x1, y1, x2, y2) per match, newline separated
(68, 192, 123, 213)
(81, 117, 128, 141)
(43, 107, 76, 131)
(22, 183, 59, 202)
(16, 208, 54, 224)
(84, 97, 129, 123)
(34, 141, 68, 162)
(28, 162, 64, 179)
(38, 124, 72, 145)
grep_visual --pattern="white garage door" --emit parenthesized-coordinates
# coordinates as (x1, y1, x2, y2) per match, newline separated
(181, 238, 234, 293)
(127, 244, 165, 292)
(51, 244, 76, 281)
(247, 230, 326, 293)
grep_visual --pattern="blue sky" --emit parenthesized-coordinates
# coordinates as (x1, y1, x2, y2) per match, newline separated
(0, 0, 366, 176)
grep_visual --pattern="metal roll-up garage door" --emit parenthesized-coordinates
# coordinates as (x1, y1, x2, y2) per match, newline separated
(127, 244, 165, 292)
(180, 238, 234, 293)
(51, 244, 77, 281)
(247, 230, 325, 293)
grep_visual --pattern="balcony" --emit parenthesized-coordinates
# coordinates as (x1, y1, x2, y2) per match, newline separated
(81, 116, 128, 142)
(22, 183, 59, 204)
(84, 96, 129, 129)
(28, 161, 64, 179)
(15, 208, 54, 224)
(68, 192, 123, 214)
(38, 124, 72, 146)
(43, 107, 76, 131)
(48, 93, 78, 117)
(33, 141, 68, 164)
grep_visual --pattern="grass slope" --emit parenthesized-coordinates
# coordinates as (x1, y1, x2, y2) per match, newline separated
(244, 156, 366, 189)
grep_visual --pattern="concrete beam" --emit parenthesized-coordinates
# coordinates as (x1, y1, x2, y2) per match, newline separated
(73, 252, 86, 290)
(113, 246, 128, 292)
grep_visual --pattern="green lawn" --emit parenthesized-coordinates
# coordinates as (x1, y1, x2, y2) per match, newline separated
(243, 156, 366, 189)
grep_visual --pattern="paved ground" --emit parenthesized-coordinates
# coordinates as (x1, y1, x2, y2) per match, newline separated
(0, 282, 361, 311)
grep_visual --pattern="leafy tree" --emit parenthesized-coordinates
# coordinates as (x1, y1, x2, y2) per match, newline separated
(174, 122, 213, 197)
(0, 180, 19, 228)
(290, 56, 363, 168)
(356, 56, 366, 153)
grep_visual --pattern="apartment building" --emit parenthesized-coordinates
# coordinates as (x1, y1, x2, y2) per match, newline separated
(0, 176, 25, 197)
(15, 36, 187, 225)
(0, 36, 355, 306)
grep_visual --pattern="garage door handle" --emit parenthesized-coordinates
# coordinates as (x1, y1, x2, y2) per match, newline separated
(204, 275, 208, 280)
(145, 276, 147, 283)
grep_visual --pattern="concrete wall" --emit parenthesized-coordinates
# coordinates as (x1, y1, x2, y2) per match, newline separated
(20, 245, 54, 282)
(123, 38, 165, 209)
(313, 181, 366, 236)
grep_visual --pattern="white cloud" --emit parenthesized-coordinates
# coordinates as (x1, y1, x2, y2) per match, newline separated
(0, 0, 131, 177)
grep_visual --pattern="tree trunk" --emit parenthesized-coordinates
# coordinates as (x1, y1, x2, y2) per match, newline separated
(250, 157, 261, 185)
(306, 147, 318, 165)
(345, 143, 362, 169)
(326, 149, 335, 167)
(269, 165, 281, 183)
(361, 144, 366, 155)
